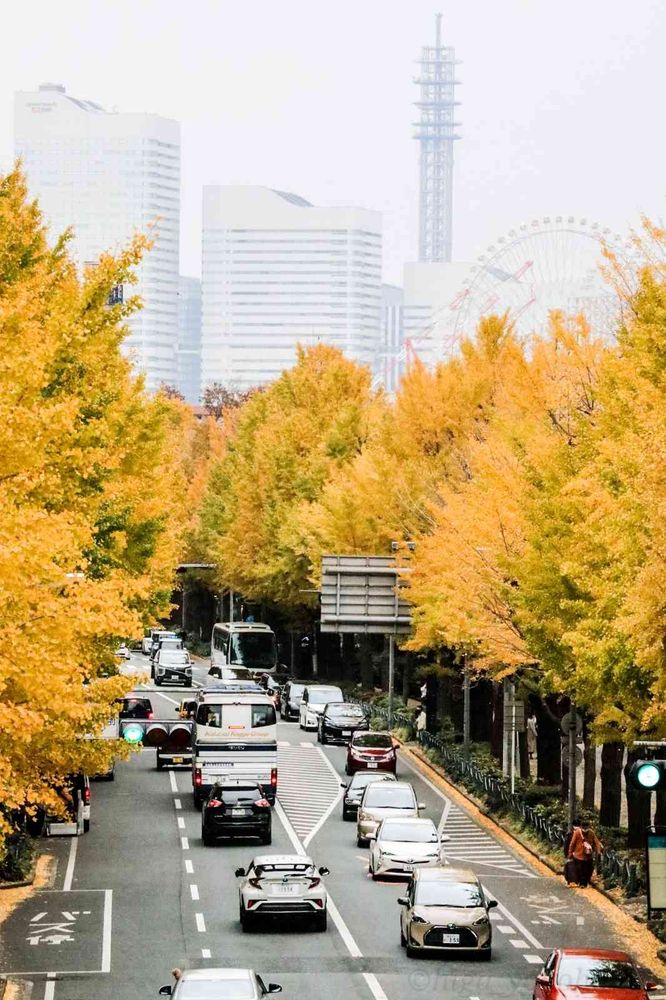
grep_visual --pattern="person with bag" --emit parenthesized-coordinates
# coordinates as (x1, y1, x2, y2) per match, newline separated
(568, 823, 603, 887)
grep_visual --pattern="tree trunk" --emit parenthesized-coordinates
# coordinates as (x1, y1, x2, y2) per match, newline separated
(359, 636, 374, 691)
(625, 748, 652, 848)
(401, 655, 412, 703)
(471, 679, 493, 743)
(599, 742, 623, 828)
(534, 695, 562, 786)
(583, 722, 596, 810)
(490, 682, 504, 761)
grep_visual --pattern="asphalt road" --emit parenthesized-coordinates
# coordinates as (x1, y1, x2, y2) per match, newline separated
(3, 652, 659, 1000)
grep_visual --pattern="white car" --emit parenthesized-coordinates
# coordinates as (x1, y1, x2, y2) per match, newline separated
(369, 817, 448, 879)
(298, 685, 344, 730)
(235, 854, 330, 932)
(159, 968, 282, 997)
(141, 636, 152, 655)
(115, 643, 131, 660)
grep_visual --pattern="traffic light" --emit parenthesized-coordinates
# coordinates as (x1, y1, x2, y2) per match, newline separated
(628, 759, 666, 790)
(119, 719, 194, 747)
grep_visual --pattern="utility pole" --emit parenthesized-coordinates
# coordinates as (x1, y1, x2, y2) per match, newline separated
(229, 589, 234, 624)
(388, 634, 395, 729)
(462, 656, 470, 758)
(568, 699, 577, 829)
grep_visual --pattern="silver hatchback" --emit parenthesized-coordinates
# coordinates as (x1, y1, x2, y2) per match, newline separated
(369, 817, 448, 878)
(235, 854, 330, 932)
(356, 780, 425, 846)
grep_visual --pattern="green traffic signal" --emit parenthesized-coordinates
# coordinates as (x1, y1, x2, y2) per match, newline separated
(628, 759, 666, 790)
(122, 722, 145, 744)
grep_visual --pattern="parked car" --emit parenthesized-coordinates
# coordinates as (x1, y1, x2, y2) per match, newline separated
(201, 783, 272, 846)
(141, 635, 152, 655)
(357, 780, 424, 846)
(398, 867, 496, 958)
(154, 648, 193, 687)
(346, 730, 398, 775)
(299, 685, 344, 730)
(277, 681, 307, 721)
(369, 818, 447, 879)
(235, 854, 330, 932)
(159, 968, 282, 997)
(118, 696, 153, 720)
(341, 771, 397, 820)
(532, 949, 659, 999)
(114, 643, 131, 661)
(317, 702, 368, 745)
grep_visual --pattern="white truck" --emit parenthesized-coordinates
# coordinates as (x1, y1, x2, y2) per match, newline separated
(191, 688, 278, 808)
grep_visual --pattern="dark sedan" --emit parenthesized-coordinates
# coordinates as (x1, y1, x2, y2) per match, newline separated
(201, 783, 272, 846)
(277, 681, 307, 721)
(317, 703, 369, 745)
(118, 696, 153, 720)
(341, 771, 397, 820)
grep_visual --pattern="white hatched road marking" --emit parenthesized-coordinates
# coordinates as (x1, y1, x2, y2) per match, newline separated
(442, 804, 535, 877)
(277, 744, 341, 840)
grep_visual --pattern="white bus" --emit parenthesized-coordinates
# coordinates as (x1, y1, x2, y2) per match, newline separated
(210, 622, 278, 678)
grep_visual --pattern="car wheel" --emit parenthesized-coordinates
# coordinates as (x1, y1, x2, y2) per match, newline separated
(156, 757, 164, 770)
(261, 828, 272, 846)
(314, 910, 327, 932)
(344, 765, 351, 776)
(193, 793, 203, 810)
(406, 944, 417, 958)
(357, 836, 367, 848)
(321, 732, 328, 746)
(202, 827, 214, 847)
(107, 770, 115, 782)
(83, 819, 90, 833)
(185, 681, 192, 688)
(342, 808, 351, 821)
(240, 907, 254, 933)
(480, 949, 492, 962)
(154, 677, 161, 686)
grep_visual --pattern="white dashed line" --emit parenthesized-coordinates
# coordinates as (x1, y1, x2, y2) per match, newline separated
(202, 948, 211, 959)
(195, 912, 206, 932)
(185, 860, 194, 874)
(169, 770, 178, 793)
(510, 939, 529, 949)
(181, 837, 189, 850)
(190, 884, 199, 900)
(497, 924, 514, 933)
(177, 817, 186, 829)
(525, 955, 544, 964)
(174, 798, 182, 810)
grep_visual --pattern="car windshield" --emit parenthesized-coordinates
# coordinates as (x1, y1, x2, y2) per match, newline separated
(414, 882, 484, 907)
(364, 784, 414, 808)
(556, 958, 642, 989)
(220, 668, 254, 680)
(308, 688, 343, 705)
(328, 704, 364, 717)
(178, 979, 256, 999)
(160, 652, 189, 663)
(381, 822, 438, 843)
(353, 733, 393, 748)
(230, 632, 277, 669)
(288, 684, 305, 697)
(350, 774, 396, 791)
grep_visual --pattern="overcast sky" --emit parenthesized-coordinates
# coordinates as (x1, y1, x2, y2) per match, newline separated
(2, 0, 665, 284)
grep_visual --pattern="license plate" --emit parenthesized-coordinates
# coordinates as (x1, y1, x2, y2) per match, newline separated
(367, 762, 378, 768)
(274, 884, 299, 895)
(342, 730, 351, 736)
(231, 808, 247, 816)
(172, 757, 183, 764)
(441, 933, 460, 944)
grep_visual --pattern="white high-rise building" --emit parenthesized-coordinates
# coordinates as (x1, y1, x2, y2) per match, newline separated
(14, 83, 180, 391)
(177, 276, 202, 405)
(201, 186, 382, 390)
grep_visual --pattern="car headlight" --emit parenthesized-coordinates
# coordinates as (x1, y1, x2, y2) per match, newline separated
(473, 915, 489, 925)
(410, 914, 426, 923)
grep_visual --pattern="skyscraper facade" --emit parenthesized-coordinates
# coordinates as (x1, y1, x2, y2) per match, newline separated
(201, 186, 381, 390)
(14, 83, 180, 391)
(177, 276, 202, 404)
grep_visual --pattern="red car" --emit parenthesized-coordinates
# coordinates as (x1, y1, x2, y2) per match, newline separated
(533, 949, 659, 1000)
(346, 731, 397, 775)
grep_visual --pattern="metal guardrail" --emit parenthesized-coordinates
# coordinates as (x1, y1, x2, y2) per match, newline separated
(367, 702, 642, 897)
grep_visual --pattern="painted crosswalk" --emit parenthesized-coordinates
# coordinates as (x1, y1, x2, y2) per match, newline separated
(277, 744, 342, 843)
(442, 803, 536, 877)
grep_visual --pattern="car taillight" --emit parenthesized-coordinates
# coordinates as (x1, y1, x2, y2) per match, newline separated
(255, 798, 270, 808)
(308, 877, 321, 888)
(194, 768, 202, 786)
(207, 799, 222, 808)
(270, 768, 277, 788)
(248, 877, 262, 888)
(83, 787, 91, 804)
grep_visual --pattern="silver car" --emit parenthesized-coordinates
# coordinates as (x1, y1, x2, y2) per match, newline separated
(398, 866, 496, 958)
(369, 817, 448, 878)
(159, 968, 282, 997)
(341, 771, 397, 820)
(235, 854, 330, 932)
(356, 780, 425, 846)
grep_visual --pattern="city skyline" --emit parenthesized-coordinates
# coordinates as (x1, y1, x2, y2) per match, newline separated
(2, 0, 665, 288)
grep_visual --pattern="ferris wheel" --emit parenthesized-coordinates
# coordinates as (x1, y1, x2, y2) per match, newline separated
(443, 216, 626, 352)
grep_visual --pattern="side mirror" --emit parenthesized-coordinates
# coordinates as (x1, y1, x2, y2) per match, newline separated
(340, 782, 348, 789)
(266, 986, 282, 995)
(159, 988, 173, 997)
(397, 896, 409, 906)
(234, 867, 246, 877)
(418, 802, 426, 810)
(487, 898, 498, 909)
(318, 866, 330, 876)
(535, 974, 549, 987)
(440, 834, 451, 843)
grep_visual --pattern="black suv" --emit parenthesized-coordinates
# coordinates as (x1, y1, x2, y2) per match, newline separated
(201, 783, 272, 846)
(317, 702, 369, 745)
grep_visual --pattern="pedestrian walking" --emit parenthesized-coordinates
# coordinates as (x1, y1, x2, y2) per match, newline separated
(568, 823, 603, 887)
(527, 711, 537, 760)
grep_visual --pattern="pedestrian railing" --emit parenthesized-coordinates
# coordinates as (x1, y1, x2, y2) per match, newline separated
(365, 701, 642, 897)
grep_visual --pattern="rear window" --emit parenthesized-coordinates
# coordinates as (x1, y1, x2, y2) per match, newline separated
(308, 687, 343, 705)
(215, 787, 261, 804)
(349, 773, 396, 790)
(252, 704, 276, 728)
(364, 784, 415, 808)
(353, 733, 393, 748)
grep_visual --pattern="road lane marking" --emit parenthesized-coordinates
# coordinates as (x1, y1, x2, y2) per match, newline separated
(497, 925, 514, 933)
(63, 837, 78, 891)
(190, 884, 199, 900)
(102, 889, 113, 972)
(363, 973, 389, 999)
(510, 939, 529, 948)
(185, 860, 194, 874)
(174, 798, 182, 810)
(181, 837, 189, 850)
(495, 900, 543, 950)
(202, 948, 211, 958)
(195, 912, 206, 932)
(177, 817, 185, 829)
(169, 771, 179, 793)
(525, 955, 544, 964)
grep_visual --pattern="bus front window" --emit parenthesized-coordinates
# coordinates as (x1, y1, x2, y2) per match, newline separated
(230, 633, 277, 669)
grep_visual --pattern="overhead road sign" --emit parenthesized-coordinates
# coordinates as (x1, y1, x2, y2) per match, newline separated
(320, 555, 412, 635)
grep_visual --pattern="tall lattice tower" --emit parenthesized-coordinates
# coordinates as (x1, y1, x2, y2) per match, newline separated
(414, 13, 460, 263)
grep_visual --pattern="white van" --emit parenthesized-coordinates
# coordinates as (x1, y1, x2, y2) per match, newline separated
(299, 685, 344, 730)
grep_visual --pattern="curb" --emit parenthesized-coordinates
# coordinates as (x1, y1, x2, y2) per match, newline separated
(0, 857, 37, 892)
